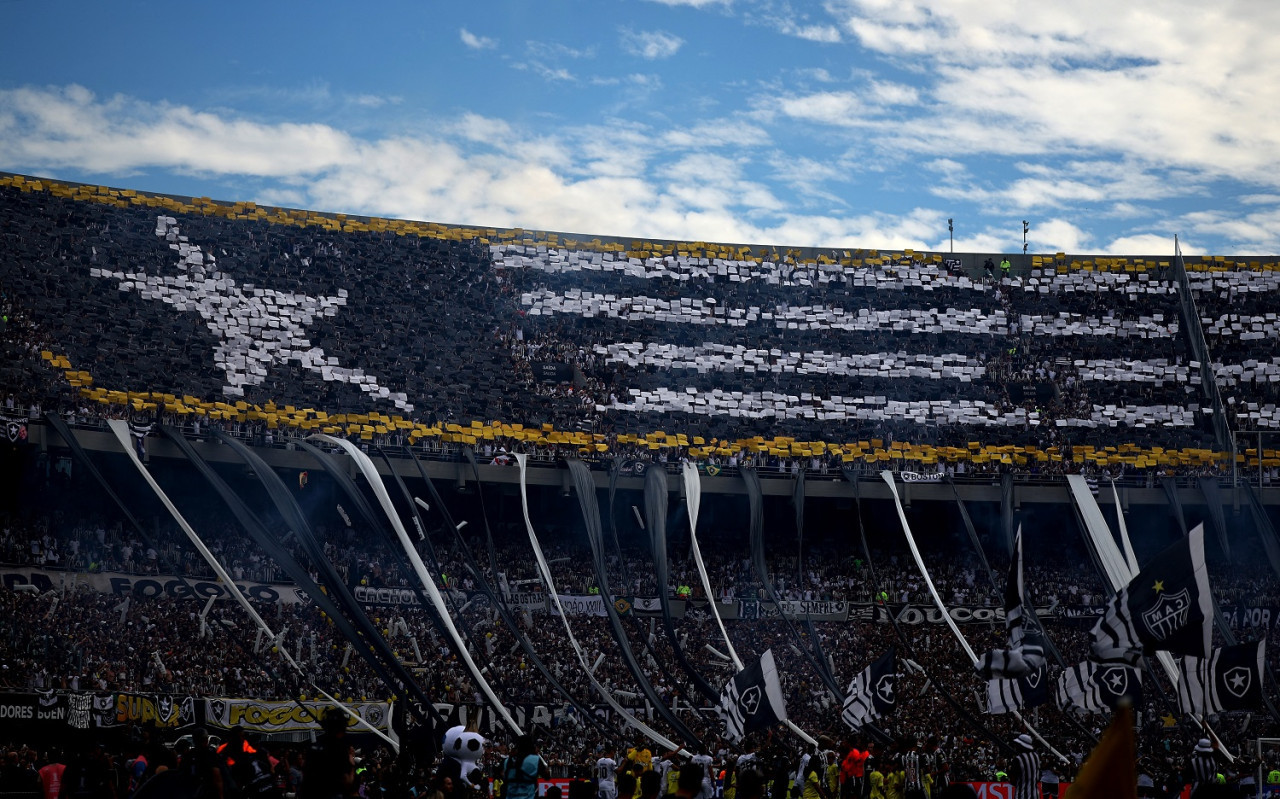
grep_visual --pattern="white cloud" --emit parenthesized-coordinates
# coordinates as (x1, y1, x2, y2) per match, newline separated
(0, 84, 990, 251)
(771, 18, 842, 42)
(526, 41, 595, 60)
(621, 29, 685, 60)
(816, 0, 1280, 188)
(1104, 232, 1183, 255)
(459, 29, 497, 50)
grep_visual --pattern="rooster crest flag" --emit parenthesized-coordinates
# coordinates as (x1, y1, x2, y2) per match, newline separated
(718, 649, 788, 743)
(1090, 524, 1212, 666)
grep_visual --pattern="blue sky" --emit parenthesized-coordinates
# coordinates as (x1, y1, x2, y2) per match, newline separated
(3, 0, 1279, 255)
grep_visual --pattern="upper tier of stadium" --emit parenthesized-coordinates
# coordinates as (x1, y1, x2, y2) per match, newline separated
(3, 172, 1279, 473)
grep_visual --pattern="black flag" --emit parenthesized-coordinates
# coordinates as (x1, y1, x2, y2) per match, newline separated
(1177, 640, 1266, 715)
(978, 527, 1045, 678)
(986, 664, 1049, 714)
(718, 649, 788, 743)
(1056, 662, 1143, 713)
(1090, 524, 1212, 665)
(842, 648, 897, 729)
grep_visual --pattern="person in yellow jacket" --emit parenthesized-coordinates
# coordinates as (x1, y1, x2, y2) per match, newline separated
(868, 761, 886, 799)
(883, 760, 904, 799)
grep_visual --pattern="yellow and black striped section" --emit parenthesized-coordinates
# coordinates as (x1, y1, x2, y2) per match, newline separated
(43, 353, 1264, 471)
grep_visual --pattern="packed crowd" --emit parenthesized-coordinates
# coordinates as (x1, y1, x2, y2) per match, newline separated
(5, 179, 1278, 484)
(2, 476, 1278, 795)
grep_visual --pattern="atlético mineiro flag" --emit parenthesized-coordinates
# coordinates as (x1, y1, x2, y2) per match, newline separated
(717, 649, 788, 743)
(1090, 524, 1212, 666)
(986, 663, 1049, 714)
(1177, 640, 1266, 715)
(1056, 661, 1143, 713)
(842, 648, 897, 729)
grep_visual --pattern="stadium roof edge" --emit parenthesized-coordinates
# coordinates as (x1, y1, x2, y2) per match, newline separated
(9, 170, 1266, 264)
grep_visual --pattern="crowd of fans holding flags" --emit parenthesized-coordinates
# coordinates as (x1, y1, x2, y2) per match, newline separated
(2, 483, 1280, 797)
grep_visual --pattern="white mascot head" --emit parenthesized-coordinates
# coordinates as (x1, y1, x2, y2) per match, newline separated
(442, 723, 486, 786)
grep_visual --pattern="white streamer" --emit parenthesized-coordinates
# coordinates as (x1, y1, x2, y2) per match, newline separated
(1110, 480, 1139, 575)
(105, 421, 395, 748)
(881, 470, 1065, 764)
(311, 434, 521, 736)
(683, 463, 817, 748)
(516, 455, 683, 753)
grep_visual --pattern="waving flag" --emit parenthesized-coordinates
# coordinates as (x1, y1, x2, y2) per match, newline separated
(842, 649, 897, 730)
(986, 664, 1049, 714)
(718, 649, 788, 743)
(1090, 524, 1212, 665)
(1177, 640, 1265, 715)
(978, 527, 1045, 678)
(1056, 662, 1143, 713)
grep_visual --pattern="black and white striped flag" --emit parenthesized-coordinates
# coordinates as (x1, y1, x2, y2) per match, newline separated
(717, 649, 788, 743)
(978, 527, 1045, 678)
(1177, 640, 1265, 715)
(986, 664, 1048, 714)
(842, 648, 897, 729)
(1056, 661, 1143, 713)
(1090, 524, 1213, 666)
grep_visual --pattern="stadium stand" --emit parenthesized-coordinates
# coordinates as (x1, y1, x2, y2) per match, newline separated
(3, 174, 1280, 797)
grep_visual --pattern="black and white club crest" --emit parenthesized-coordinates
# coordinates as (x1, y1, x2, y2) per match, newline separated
(739, 685, 762, 716)
(1100, 666, 1128, 697)
(875, 674, 895, 705)
(1223, 666, 1252, 698)
(1142, 588, 1191, 641)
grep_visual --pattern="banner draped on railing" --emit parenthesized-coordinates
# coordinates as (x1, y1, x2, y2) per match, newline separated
(105, 421, 397, 747)
(45, 412, 147, 538)
(170, 429, 439, 730)
(880, 469, 1066, 762)
(1198, 478, 1231, 559)
(945, 476, 999, 591)
(397, 448, 613, 738)
(514, 454, 684, 753)
(1244, 484, 1280, 581)
(566, 460, 703, 748)
(841, 469, 1012, 755)
(606, 459, 626, 567)
(683, 464, 816, 747)
(310, 434, 522, 737)
(742, 467, 843, 703)
(644, 464, 720, 703)
(681, 462, 738, 661)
